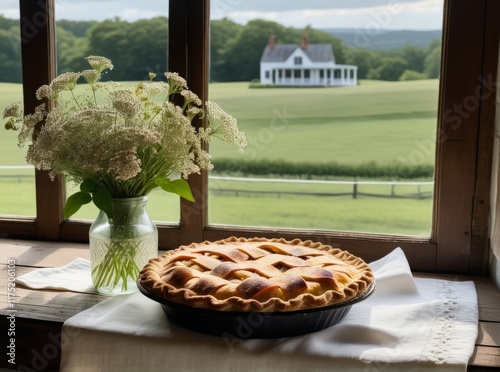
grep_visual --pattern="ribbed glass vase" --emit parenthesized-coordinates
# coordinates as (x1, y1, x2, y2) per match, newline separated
(89, 196, 158, 295)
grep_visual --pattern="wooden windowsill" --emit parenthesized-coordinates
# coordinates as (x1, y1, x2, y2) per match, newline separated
(1, 238, 499, 371)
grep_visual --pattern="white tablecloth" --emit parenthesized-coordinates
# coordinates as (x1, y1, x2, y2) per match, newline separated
(46, 248, 478, 371)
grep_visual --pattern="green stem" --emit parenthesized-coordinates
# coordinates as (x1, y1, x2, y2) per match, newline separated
(70, 90, 82, 110)
(91, 240, 141, 292)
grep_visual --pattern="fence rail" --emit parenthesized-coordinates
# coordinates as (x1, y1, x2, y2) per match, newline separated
(210, 176, 434, 200)
(209, 176, 434, 186)
(0, 169, 434, 200)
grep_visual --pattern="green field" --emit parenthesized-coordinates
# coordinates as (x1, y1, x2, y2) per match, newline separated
(208, 80, 438, 165)
(0, 80, 438, 235)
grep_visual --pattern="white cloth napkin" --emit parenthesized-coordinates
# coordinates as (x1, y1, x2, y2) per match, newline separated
(59, 248, 478, 372)
(16, 258, 97, 294)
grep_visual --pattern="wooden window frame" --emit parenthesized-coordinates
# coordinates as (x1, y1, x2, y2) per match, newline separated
(1, 0, 499, 274)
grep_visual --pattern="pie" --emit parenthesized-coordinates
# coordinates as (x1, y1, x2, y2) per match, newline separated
(139, 237, 374, 312)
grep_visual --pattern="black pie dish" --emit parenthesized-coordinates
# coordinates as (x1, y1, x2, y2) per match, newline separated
(137, 280, 375, 339)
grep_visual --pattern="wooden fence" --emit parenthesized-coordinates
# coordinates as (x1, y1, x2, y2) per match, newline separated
(0, 168, 434, 200)
(209, 176, 434, 200)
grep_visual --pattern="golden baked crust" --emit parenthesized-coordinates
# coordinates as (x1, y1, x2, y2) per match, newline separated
(139, 237, 374, 312)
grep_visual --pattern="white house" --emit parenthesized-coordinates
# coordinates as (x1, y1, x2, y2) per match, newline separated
(260, 35, 357, 87)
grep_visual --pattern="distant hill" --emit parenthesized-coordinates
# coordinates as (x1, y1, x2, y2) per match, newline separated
(321, 28, 442, 50)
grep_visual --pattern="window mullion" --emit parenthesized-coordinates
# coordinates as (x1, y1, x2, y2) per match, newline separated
(20, 0, 63, 240)
(434, 0, 489, 272)
(169, 0, 210, 245)
(470, 0, 500, 273)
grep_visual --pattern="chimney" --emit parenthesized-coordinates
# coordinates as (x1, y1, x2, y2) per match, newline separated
(300, 34, 309, 49)
(269, 34, 276, 50)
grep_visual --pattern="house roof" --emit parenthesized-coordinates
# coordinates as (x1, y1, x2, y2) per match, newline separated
(260, 44, 335, 63)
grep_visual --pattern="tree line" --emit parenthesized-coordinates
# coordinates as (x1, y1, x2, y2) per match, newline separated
(213, 158, 433, 180)
(0, 15, 441, 84)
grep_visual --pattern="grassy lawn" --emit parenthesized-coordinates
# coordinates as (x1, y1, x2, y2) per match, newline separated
(0, 79, 438, 235)
(208, 80, 438, 166)
(208, 193, 432, 236)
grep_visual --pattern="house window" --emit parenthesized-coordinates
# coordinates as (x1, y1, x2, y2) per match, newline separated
(265, 71, 270, 79)
(3, 0, 498, 275)
(294, 69, 301, 78)
(304, 69, 310, 79)
(294, 56, 302, 65)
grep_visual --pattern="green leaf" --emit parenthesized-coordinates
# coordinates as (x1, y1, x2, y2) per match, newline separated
(92, 188, 114, 218)
(155, 178, 194, 202)
(80, 179, 101, 193)
(64, 191, 92, 218)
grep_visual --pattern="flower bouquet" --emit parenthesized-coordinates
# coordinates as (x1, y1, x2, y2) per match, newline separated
(3, 56, 246, 293)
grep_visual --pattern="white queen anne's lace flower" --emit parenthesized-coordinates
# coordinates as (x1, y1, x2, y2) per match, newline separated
(205, 101, 247, 152)
(35, 85, 52, 100)
(49, 72, 80, 97)
(111, 89, 142, 119)
(3, 55, 246, 205)
(85, 55, 113, 73)
(165, 72, 187, 89)
(181, 90, 202, 106)
(2, 102, 20, 119)
(108, 148, 142, 181)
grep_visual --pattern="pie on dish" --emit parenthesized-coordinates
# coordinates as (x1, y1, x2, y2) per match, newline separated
(139, 237, 374, 312)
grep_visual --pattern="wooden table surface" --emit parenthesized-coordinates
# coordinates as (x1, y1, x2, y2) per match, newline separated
(1, 238, 499, 371)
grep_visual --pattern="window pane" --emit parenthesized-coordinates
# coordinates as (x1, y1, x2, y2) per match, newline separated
(54, 1, 177, 222)
(209, 0, 443, 236)
(0, 5, 36, 217)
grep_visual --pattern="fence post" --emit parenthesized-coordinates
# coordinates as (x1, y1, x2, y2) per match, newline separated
(353, 180, 358, 199)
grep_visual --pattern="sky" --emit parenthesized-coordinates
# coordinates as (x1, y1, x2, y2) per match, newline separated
(1, 0, 443, 30)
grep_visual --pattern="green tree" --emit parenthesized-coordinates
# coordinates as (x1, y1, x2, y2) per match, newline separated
(399, 45, 426, 72)
(85, 17, 168, 81)
(0, 15, 18, 31)
(0, 27, 21, 83)
(56, 26, 88, 74)
(424, 41, 441, 78)
(210, 18, 242, 82)
(0, 16, 444, 84)
(300, 25, 347, 64)
(124, 17, 168, 80)
(221, 19, 289, 82)
(85, 18, 131, 80)
(367, 57, 408, 81)
(344, 48, 380, 79)
(57, 20, 96, 37)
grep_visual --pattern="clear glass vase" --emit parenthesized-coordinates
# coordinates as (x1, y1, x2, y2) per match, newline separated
(89, 196, 158, 295)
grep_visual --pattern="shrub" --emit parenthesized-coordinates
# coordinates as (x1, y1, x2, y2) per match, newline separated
(399, 69, 428, 81)
(212, 158, 434, 180)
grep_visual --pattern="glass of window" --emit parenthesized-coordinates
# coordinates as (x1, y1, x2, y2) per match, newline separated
(0, 5, 36, 217)
(208, 0, 443, 236)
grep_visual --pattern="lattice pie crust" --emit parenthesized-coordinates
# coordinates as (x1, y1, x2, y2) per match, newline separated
(139, 237, 374, 312)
